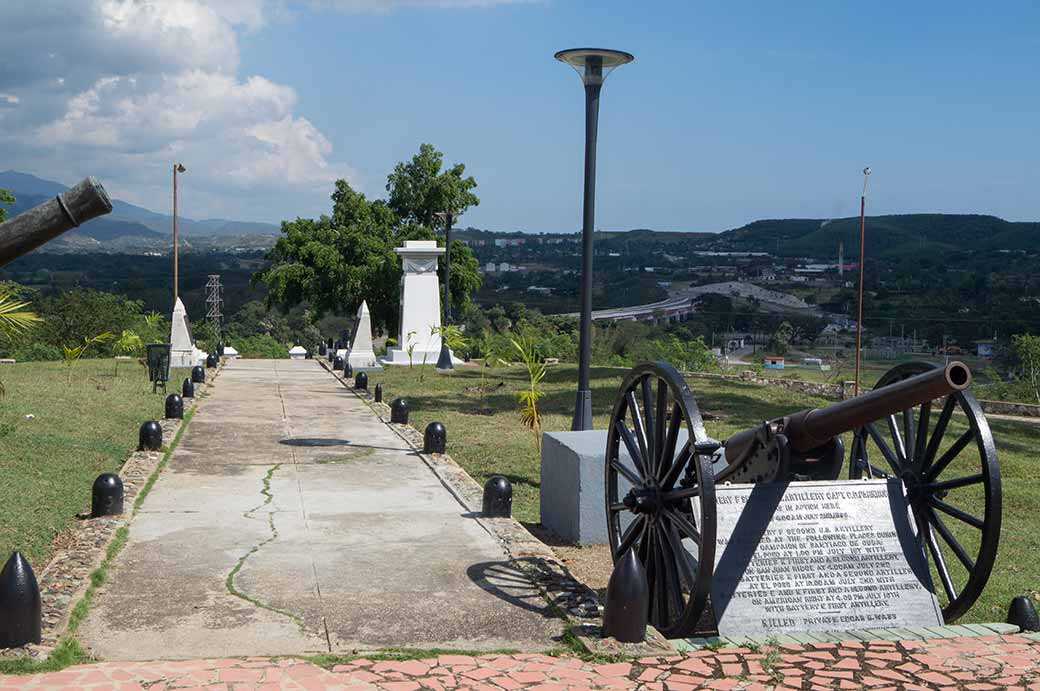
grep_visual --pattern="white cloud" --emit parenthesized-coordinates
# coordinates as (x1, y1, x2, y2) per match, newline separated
(0, 0, 351, 221)
(0, 0, 528, 221)
(306, 0, 537, 10)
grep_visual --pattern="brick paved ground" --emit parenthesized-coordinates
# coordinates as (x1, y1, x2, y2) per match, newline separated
(2, 634, 1038, 690)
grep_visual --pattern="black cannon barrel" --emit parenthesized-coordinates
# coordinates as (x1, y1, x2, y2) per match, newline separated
(724, 361, 972, 460)
(786, 361, 970, 452)
(0, 177, 112, 267)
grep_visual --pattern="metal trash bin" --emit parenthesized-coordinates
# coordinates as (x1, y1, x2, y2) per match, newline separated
(146, 343, 172, 393)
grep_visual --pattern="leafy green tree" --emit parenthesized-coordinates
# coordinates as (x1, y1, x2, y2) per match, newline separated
(386, 143, 479, 228)
(0, 188, 14, 223)
(257, 146, 483, 336)
(38, 290, 141, 353)
(768, 321, 795, 356)
(1011, 333, 1040, 403)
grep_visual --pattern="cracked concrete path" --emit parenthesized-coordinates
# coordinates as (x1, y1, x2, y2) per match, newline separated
(80, 359, 563, 661)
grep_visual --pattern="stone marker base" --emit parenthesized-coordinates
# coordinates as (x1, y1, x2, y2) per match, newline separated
(381, 347, 463, 367)
(170, 348, 206, 368)
(540, 429, 685, 545)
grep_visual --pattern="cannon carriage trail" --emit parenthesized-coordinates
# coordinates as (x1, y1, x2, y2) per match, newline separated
(78, 359, 563, 660)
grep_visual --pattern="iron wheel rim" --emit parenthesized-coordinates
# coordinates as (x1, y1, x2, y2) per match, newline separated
(605, 361, 717, 637)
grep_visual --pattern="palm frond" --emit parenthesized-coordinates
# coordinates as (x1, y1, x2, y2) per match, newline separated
(0, 289, 41, 336)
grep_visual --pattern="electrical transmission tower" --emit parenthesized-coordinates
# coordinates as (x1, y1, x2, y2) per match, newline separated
(205, 274, 223, 328)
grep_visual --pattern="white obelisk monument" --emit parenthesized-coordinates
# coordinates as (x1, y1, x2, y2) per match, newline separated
(347, 300, 381, 370)
(169, 297, 207, 368)
(382, 240, 454, 366)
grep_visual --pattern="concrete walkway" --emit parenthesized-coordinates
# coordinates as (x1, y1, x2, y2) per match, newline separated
(7, 634, 1040, 689)
(80, 359, 562, 661)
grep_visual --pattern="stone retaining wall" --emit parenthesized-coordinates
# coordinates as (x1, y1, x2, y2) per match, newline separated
(684, 370, 851, 400)
(978, 398, 1040, 418)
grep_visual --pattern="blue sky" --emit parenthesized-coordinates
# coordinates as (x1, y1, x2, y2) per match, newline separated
(2, 1, 1038, 231)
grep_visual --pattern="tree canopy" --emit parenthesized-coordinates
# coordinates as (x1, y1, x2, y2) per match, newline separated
(255, 144, 482, 335)
(0, 188, 14, 223)
(386, 143, 479, 228)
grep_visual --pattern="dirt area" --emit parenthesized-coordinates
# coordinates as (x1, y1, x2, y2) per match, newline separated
(527, 523, 613, 600)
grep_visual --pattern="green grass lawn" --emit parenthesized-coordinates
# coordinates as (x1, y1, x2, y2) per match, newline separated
(0, 359, 191, 568)
(366, 362, 1038, 625)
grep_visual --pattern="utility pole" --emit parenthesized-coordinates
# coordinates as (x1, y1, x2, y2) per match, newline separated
(172, 163, 186, 302)
(854, 166, 871, 396)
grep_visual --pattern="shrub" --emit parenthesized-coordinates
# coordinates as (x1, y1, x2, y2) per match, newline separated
(233, 335, 288, 359)
(12, 342, 62, 361)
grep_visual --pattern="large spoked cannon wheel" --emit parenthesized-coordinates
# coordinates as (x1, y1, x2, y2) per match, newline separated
(848, 361, 1001, 622)
(605, 362, 717, 638)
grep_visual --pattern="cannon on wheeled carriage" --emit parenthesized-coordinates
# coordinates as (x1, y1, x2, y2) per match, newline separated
(605, 360, 1000, 637)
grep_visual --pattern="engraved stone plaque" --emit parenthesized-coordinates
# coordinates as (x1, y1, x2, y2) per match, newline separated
(705, 479, 943, 637)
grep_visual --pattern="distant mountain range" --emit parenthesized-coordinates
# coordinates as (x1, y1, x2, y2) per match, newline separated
(0, 171, 279, 248)
(3, 170, 1036, 260)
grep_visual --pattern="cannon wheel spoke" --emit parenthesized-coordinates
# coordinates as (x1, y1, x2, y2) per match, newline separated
(605, 362, 716, 638)
(887, 414, 907, 465)
(657, 401, 682, 482)
(848, 360, 1002, 623)
(624, 392, 651, 479)
(865, 422, 904, 475)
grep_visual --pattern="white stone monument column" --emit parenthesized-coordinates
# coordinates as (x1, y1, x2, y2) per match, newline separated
(169, 297, 207, 368)
(381, 240, 458, 366)
(347, 300, 382, 370)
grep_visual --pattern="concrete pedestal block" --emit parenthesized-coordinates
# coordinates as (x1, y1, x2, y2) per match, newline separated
(540, 429, 687, 545)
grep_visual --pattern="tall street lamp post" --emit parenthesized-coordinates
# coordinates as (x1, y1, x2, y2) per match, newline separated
(854, 166, 871, 396)
(173, 163, 186, 303)
(434, 210, 456, 372)
(433, 210, 456, 323)
(555, 48, 634, 431)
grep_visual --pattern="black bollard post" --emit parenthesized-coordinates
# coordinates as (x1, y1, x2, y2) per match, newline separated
(355, 371, 368, 390)
(165, 393, 184, 419)
(206, 353, 218, 368)
(191, 365, 205, 384)
(0, 552, 42, 648)
(327, 351, 334, 363)
(138, 420, 163, 451)
(390, 398, 409, 424)
(345, 363, 353, 378)
(333, 355, 344, 371)
(423, 422, 447, 454)
(482, 475, 512, 517)
(182, 377, 195, 399)
(435, 342, 454, 372)
(374, 383, 383, 403)
(1008, 595, 1039, 632)
(602, 547, 649, 643)
(217, 342, 225, 357)
(91, 473, 124, 517)
(319, 343, 327, 356)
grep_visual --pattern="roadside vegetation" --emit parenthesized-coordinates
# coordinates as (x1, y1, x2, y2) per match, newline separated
(0, 359, 189, 567)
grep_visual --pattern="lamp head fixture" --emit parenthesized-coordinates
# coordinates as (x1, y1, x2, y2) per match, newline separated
(555, 48, 634, 87)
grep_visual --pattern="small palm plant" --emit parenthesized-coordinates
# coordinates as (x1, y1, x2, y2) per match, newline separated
(63, 332, 113, 385)
(114, 329, 143, 376)
(0, 287, 42, 396)
(477, 329, 508, 414)
(405, 330, 417, 369)
(512, 333, 546, 453)
(433, 324, 467, 376)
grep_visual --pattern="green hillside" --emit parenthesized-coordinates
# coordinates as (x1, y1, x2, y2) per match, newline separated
(715, 214, 1040, 258)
